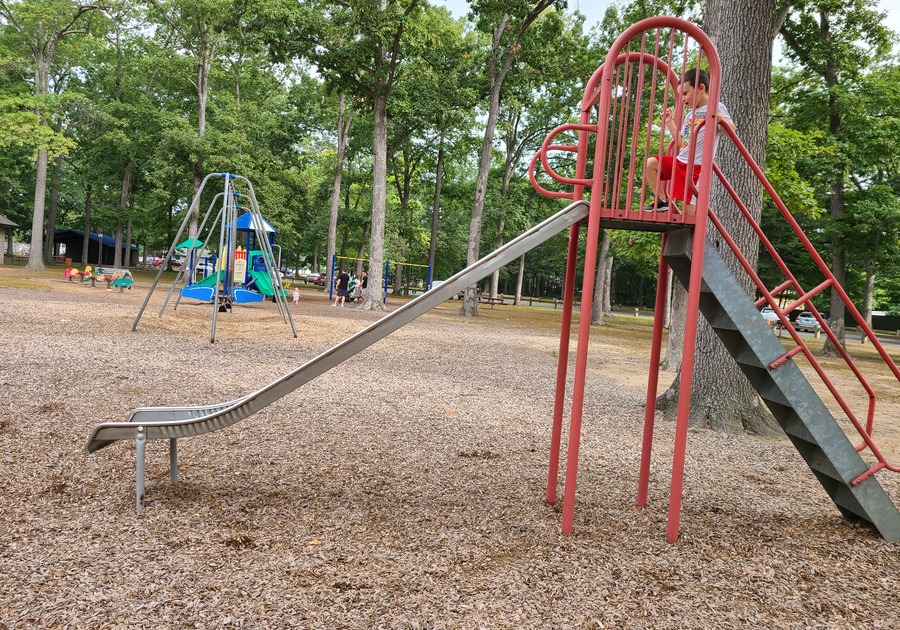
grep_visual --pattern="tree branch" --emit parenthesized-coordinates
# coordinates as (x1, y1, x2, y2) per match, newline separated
(779, 25, 825, 77)
(500, 0, 555, 78)
(0, 1, 22, 30)
(386, 0, 419, 96)
(772, 0, 796, 40)
(56, 5, 97, 40)
(147, 0, 196, 54)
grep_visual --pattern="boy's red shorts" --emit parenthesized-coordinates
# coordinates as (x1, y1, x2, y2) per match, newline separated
(658, 155, 702, 203)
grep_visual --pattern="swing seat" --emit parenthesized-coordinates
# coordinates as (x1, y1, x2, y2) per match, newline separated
(232, 288, 264, 304)
(181, 286, 215, 302)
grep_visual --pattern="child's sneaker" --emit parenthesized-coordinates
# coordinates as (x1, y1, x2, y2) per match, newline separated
(642, 198, 669, 212)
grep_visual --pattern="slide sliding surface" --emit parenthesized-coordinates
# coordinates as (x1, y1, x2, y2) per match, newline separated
(87, 200, 589, 454)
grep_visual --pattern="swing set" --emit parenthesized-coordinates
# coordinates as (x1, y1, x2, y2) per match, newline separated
(327, 254, 432, 303)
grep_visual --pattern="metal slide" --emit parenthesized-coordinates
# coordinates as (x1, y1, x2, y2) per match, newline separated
(87, 200, 589, 508)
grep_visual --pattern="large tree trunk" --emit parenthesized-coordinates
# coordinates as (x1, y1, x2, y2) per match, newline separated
(603, 257, 613, 313)
(125, 209, 134, 268)
(361, 92, 389, 311)
(820, 11, 846, 356)
(459, 71, 502, 316)
(427, 132, 445, 276)
(43, 153, 63, 265)
(26, 148, 49, 272)
(25, 56, 50, 272)
(327, 95, 351, 292)
(490, 217, 504, 297)
(590, 231, 611, 325)
(189, 52, 213, 240)
(860, 258, 874, 344)
(114, 165, 131, 269)
(82, 184, 92, 264)
(657, 0, 782, 435)
(514, 253, 525, 305)
(661, 282, 687, 371)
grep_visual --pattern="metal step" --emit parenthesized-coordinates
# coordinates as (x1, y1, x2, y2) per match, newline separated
(663, 228, 900, 542)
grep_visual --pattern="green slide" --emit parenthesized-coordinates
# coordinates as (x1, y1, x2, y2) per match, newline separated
(247, 270, 287, 297)
(193, 270, 224, 287)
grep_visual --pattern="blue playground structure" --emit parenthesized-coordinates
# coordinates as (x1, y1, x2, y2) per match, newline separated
(133, 173, 296, 342)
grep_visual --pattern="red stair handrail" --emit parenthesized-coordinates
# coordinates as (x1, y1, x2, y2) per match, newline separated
(706, 121, 900, 479)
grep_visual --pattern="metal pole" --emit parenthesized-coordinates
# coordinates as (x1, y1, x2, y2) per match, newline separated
(133, 172, 219, 331)
(547, 223, 581, 505)
(135, 428, 146, 512)
(637, 236, 670, 506)
(211, 174, 231, 343)
(169, 438, 178, 482)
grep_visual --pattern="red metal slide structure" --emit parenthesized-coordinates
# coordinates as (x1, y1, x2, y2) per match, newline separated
(531, 16, 900, 542)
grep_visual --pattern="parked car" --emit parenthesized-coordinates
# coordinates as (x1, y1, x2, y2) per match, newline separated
(305, 272, 327, 286)
(760, 306, 779, 326)
(795, 311, 825, 332)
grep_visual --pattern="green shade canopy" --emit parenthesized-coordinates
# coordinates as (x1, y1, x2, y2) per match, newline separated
(176, 238, 204, 249)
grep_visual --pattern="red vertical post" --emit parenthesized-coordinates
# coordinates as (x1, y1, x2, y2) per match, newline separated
(546, 60, 609, 505)
(637, 236, 670, 506)
(666, 34, 722, 544)
(560, 193, 604, 535)
(547, 222, 582, 504)
(559, 50, 621, 533)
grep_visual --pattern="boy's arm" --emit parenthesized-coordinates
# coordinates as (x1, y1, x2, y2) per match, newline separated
(661, 108, 679, 139)
(717, 103, 736, 131)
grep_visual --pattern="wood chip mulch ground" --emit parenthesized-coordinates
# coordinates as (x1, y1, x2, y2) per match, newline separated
(0, 273, 897, 628)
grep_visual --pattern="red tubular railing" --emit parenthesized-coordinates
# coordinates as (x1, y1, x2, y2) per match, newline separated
(706, 122, 899, 479)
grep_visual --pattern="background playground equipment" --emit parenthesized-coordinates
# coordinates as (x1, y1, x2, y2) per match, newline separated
(87, 17, 897, 543)
(65, 265, 98, 286)
(327, 254, 432, 303)
(132, 173, 296, 343)
(95, 268, 133, 291)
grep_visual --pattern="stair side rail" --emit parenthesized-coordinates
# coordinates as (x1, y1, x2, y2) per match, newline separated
(701, 120, 900, 482)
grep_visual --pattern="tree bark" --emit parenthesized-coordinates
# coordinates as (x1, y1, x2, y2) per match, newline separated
(125, 208, 134, 268)
(591, 231, 611, 325)
(114, 165, 131, 269)
(661, 281, 686, 372)
(327, 95, 352, 292)
(489, 217, 505, 297)
(25, 54, 51, 272)
(657, 0, 783, 435)
(603, 256, 613, 313)
(819, 10, 847, 357)
(514, 253, 525, 305)
(860, 258, 874, 344)
(427, 131, 445, 275)
(361, 91, 389, 311)
(43, 152, 63, 265)
(82, 184, 92, 264)
(26, 147, 49, 271)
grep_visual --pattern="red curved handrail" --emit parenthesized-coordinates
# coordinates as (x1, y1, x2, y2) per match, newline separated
(528, 150, 575, 200)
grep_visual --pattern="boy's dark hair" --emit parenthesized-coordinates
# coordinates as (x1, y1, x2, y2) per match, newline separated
(682, 68, 709, 91)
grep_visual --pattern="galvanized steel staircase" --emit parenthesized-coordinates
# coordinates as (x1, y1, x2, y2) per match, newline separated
(663, 228, 900, 542)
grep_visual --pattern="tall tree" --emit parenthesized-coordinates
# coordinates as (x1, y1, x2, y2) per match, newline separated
(268, 0, 431, 310)
(326, 94, 354, 290)
(657, 0, 793, 433)
(0, 0, 97, 271)
(459, 0, 564, 315)
(147, 0, 232, 236)
(780, 0, 892, 355)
